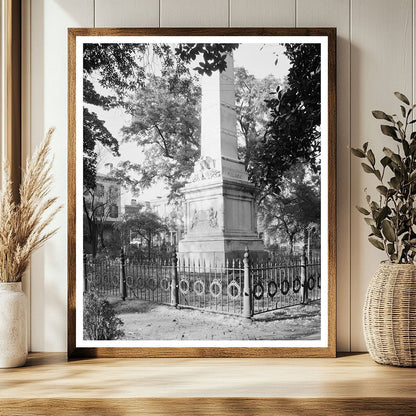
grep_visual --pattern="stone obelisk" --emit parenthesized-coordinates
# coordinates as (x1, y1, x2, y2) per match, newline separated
(178, 53, 265, 264)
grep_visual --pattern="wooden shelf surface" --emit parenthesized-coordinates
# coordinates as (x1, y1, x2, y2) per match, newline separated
(1, 352, 416, 415)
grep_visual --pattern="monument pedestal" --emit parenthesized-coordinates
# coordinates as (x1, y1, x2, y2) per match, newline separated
(178, 164, 265, 265)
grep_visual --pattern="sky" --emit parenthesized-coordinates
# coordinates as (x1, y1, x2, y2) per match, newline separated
(88, 43, 291, 204)
(234, 43, 290, 79)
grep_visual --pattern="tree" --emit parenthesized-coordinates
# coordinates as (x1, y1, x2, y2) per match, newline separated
(234, 67, 278, 166)
(120, 69, 201, 199)
(83, 181, 120, 257)
(83, 108, 120, 190)
(117, 211, 168, 260)
(83, 43, 185, 190)
(259, 163, 320, 255)
(247, 43, 321, 200)
(83, 43, 145, 189)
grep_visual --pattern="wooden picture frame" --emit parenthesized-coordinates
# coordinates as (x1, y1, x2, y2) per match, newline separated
(68, 28, 336, 358)
(2, 0, 21, 201)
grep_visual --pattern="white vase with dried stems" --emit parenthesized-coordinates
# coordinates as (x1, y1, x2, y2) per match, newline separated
(0, 128, 61, 368)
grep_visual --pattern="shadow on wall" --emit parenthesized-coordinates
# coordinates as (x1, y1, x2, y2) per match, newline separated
(29, 0, 94, 351)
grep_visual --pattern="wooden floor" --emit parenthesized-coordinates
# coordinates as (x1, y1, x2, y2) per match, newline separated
(1, 352, 415, 415)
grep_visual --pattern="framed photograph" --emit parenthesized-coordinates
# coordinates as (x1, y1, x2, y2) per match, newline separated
(68, 28, 336, 358)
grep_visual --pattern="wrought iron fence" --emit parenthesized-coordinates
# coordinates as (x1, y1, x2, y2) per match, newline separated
(250, 257, 321, 315)
(84, 250, 321, 318)
(176, 258, 245, 316)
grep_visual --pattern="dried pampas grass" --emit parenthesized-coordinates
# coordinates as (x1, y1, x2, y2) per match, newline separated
(0, 128, 61, 282)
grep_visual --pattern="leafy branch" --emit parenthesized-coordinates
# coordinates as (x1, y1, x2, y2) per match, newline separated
(352, 92, 416, 263)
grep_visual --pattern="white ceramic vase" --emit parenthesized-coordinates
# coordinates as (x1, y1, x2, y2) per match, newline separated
(0, 282, 28, 368)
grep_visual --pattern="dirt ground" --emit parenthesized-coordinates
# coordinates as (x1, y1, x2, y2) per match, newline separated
(109, 298, 321, 341)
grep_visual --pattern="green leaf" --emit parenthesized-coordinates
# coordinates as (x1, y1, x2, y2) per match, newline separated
(383, 147, 401, 164)
(382, 219, 396, 242)
(400, 105, 407, 117)
(368, 237, 385, 251)
(389, 176, 401, 189)
(371, 225, 382, 238)
(381, 125, 399, 141)
(394, 91, 410, 105)
(383, 147, 394, 158)
(374, 170, 382, 181)
(387, 243, 395, 255)
(366, 149, 375, 165)
(376, 185, 388, 196)
(403, 140, 410, 156)
(350, 147, 366, 158)
(356, 206, 370, 215)
(380, 156, 390, 167)
(371, 201, 380, 210)
(376, 206, 390, 224)
(361, 163, 374, 174)
(362, 142, 369, 152)
(372, 110, 394, 122)
(409, 169, 416, 182)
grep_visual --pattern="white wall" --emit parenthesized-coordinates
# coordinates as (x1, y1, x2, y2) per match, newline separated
(23, 0, 416, 352)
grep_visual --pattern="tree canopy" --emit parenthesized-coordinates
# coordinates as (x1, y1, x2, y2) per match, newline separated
(83, 43, 145, 189)
(119, 68, 201, 200)
(234, 67, 278, 166)
(247, 43, 321, 199)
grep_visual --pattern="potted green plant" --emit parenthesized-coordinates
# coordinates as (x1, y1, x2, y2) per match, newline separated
(0, 128, 60, 368)
(352, 92, 416, 366)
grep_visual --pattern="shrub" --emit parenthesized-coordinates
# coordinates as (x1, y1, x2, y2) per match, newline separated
(83, 293, 125, 340)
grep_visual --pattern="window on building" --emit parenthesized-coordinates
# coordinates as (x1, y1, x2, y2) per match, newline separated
(95, 184, 104, 198)
(109, 204, 118, 218)
(109, 185, 118, 200)
(95, 205, 104, 217)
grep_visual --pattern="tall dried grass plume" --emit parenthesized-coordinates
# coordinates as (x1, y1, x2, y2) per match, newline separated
(0, 128, 61, 282)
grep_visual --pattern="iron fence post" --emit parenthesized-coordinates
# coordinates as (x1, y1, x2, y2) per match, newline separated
(300, 253, 308, 304)
(120, 248, 127, 301)
(243, 247, 252, 319)
(171, 251, 179, 307)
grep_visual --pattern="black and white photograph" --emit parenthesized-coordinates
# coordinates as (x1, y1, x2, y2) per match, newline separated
(72, 32, 332, 351)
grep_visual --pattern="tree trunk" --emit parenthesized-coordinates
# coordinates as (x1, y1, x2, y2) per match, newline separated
(91, 222, 98, 258)
(99, 225, 106, 250)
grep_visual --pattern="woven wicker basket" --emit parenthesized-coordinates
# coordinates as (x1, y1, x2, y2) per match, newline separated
(363, 262, 416, 367)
